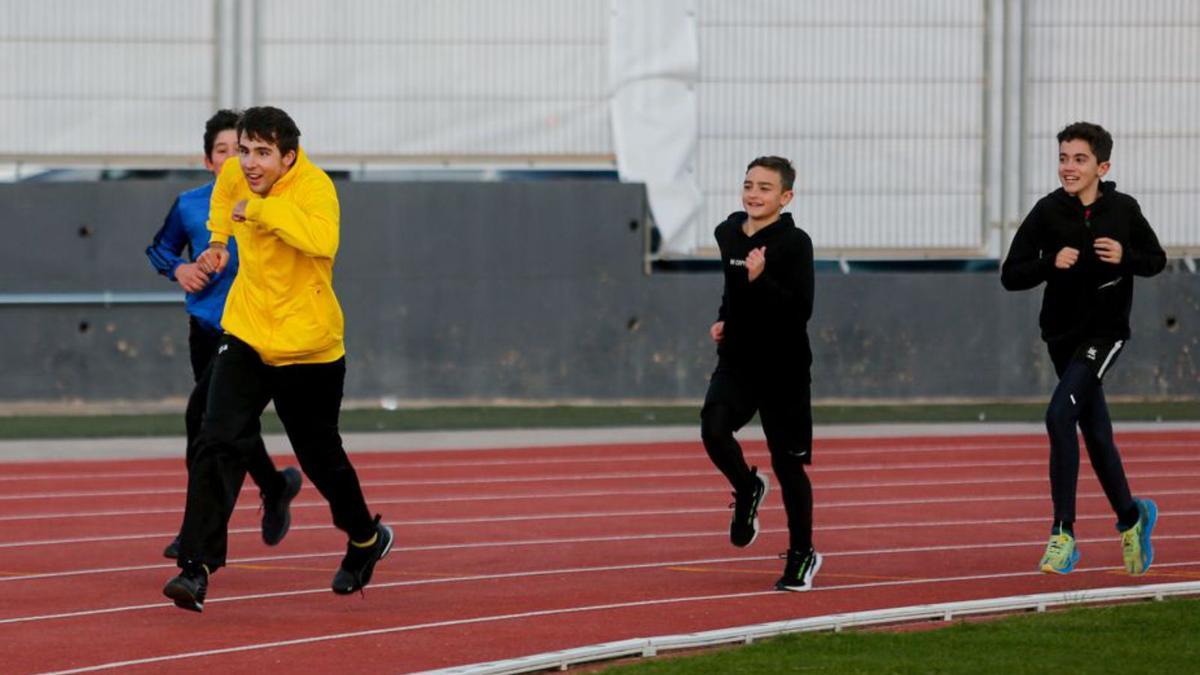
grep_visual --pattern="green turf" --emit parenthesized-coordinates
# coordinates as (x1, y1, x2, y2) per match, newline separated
(0, 401, 1195, 439)
(601, 597, 1200, 674)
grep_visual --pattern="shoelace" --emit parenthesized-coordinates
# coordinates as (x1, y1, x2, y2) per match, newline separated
(729, 487, 759, 516)
(778, 550, 811, 580)
(1045, 535, 1069, 559)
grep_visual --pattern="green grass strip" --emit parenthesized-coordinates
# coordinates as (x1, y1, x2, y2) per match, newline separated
(0, 401, 1195, 440)
(602, 597, 1200, 674)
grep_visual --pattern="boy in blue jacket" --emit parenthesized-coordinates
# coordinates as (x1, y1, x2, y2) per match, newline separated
(146, 110, 300, 559)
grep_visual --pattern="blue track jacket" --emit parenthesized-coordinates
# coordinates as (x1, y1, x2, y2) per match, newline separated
(145, 182, 240, 333)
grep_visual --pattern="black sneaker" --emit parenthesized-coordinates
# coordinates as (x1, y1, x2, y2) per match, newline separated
(163, 564, 209, 612)
(775, 548, 822, 592)
(261, 467, 303, 546)
(729, 468, 769, 548)
(331, 515, 394, 595)
(163, 535, 180, 559)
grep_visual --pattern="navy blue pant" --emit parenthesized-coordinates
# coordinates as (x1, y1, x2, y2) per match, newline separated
(1045, 339, 1138, 533)
(701, 363, 813, 552)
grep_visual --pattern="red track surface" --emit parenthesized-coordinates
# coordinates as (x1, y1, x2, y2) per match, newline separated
(1, 430, 1197, 673)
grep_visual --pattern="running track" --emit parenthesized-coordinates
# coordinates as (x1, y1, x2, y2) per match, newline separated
(0, 429, 1197, 673)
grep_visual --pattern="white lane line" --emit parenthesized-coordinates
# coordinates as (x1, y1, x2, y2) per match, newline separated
(9, 538, 1200, 626)
(5, 470, 1198, 524)
(5, 508, 1200, 581)
(3, 454, 1197, 501)
(1, 437, 1194, 483)
(3, 490, 1198, 550)
(29, 559, 1200, 674)
(3, 438, 1195, 482)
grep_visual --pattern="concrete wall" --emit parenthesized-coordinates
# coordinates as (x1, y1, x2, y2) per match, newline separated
(0, 181, 1196, 404)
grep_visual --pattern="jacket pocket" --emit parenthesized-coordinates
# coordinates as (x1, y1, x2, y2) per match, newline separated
(270, 285, 342, 358)
(308, 283, 344, 343)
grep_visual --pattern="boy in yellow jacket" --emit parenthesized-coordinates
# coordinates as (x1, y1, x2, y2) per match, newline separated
(163, 107, 392, 612)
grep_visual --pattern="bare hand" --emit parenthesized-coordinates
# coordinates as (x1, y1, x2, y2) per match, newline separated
(1055, 247, 1079, 270)
(1094, 237, 1123, 265)
(746, 246, 766, 282)
(197, 244, 230, 275)
(710, 321, 724, 344)
(231, 200, 248, 222)
(174, 262, 211, 293)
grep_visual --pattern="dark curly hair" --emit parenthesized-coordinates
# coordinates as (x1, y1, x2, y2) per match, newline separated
(203, 109, 240, 160)
(1057, 122, 1113, 163)
(236, 106, 301, 156)
(746, 156, 796, 191)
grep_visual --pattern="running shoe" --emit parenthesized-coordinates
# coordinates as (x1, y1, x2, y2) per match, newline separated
(1120, 497, 1157, 575)
(163, 564, 209, 612)
(332, 515, 394, 595)
(1039, 530, 1079, 575)
(775, 548, 822, 592)
(261, 467, 303, 546)
(729, 468, 769, 548)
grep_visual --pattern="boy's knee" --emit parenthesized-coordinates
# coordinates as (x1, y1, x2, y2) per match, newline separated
(700, 404, 734, 441)
(1045, 399, 1078, 434)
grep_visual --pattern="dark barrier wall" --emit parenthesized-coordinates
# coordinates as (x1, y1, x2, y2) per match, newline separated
(1, 181, 1196, 403)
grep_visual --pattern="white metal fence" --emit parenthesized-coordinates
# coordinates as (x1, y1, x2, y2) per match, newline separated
(0, 0, 216, 159)
(1020, 0, 1200, 257)
(1, 0, 1196, 256)
(694, 0, 988, 255)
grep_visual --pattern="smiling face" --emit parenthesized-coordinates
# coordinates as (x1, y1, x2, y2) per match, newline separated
(1058, 138, 1109, 204)
(238, 132, 295, 196)
(742, 166, 793, 224)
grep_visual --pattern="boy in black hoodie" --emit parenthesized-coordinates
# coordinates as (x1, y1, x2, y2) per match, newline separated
(701, 156, 819, 591)
(1001, 122, 1165, 576)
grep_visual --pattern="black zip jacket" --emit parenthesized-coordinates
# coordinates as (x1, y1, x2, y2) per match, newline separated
(1000, 181, 1165, 345)
(714, 211, 814, 370)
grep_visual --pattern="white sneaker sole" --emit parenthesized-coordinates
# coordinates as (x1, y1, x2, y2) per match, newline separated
(777, 552, 823, 592)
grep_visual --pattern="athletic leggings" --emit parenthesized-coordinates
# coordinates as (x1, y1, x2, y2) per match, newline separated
(1045, 343, 1138, 533)
(701, 364, 813, 552)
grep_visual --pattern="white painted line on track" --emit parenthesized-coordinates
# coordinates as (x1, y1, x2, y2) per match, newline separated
(4, 511, 1200, 583)
(432, 580, 1200, 674)
(4, 469, 1198, 523)
(1, 438, 1194, 482)
(3, 490, 1198, 550)
(3, 454, 1197, 501)
(29, 559, 1200, 674)
(9, 540, 1200, 626)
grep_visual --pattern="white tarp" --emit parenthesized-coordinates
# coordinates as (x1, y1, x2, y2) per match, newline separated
(608, 0, 702, 256)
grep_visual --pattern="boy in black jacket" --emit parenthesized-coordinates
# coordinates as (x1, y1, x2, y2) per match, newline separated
(701, 156, 819, 591)
(1001, 121, 1165, 576)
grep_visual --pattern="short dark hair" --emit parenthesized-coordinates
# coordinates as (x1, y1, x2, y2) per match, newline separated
(746, 156, 796, 191)
(236, 106, 301, 156)
(203, 109, 240, 160)
(1057, 122, 1112, 163)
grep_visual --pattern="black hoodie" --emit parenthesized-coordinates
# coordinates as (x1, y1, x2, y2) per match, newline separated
(713, 211, 814, 371)
(1001, 181, 1166, 346)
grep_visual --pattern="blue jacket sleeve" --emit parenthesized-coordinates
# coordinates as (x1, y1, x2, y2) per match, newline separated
(145, 198, 189, 281)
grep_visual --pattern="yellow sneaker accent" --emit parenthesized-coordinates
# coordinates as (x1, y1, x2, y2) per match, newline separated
(1121, 498, 1157, 575)
(351, 533, 378, 548)
(1039, 532, 1079, 574)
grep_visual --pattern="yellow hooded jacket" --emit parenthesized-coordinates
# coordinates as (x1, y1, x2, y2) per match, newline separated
(208, 148, 345, 366)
